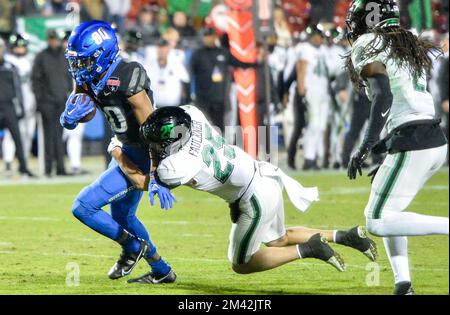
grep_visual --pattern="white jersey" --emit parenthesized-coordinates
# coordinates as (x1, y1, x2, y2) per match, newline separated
(325, 44, 347, 78)
(4, 53, 35, 113)
(157, 105, 256, 203)
(351, 33, 436, 133)
(268, 45, 288, 82)
(283, 44, 301, 81)
(298, 42, 330, 100)
(146, 57, 189, 108)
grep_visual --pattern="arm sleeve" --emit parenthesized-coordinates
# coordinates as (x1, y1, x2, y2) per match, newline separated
(361, 73, 393, 149)
(438, 57, 449, 102)
(123, 62, 151, 98)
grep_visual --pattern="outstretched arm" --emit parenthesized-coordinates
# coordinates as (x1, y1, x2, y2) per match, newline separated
(107, 137, 149, 190)
(108, 137, 176, 209)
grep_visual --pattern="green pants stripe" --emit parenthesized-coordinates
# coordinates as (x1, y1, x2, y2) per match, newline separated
(237, 195, 262, 265)
(372, 152, 408, 219)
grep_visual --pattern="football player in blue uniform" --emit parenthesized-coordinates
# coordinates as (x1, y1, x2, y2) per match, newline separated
(60, 20, 176, 284)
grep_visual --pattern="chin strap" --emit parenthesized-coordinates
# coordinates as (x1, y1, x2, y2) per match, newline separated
(90, 56, 123, 96)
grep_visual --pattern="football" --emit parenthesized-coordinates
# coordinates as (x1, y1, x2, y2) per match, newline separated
(76, 93, 97, 123)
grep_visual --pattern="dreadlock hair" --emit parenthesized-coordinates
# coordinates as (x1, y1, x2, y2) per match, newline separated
(345, 26, 442, 90)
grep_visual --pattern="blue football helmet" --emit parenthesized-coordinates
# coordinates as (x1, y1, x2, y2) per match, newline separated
(65, 20, 119, 86)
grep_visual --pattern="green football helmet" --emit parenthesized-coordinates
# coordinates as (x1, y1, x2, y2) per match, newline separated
(140, 106, 192, 160)
(346, 0, 400, 43)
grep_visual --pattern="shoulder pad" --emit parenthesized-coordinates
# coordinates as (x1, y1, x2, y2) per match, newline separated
(119, 61, 150, 97)
(352, 33, 384, 74)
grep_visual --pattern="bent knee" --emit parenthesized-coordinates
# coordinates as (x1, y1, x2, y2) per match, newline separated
(71, 198, 98, 220)
(366, 217, 385, 237)
(71, 199, 87, 219)
(265, 234, 289, 247)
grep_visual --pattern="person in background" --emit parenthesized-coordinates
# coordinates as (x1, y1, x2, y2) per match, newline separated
(31, 29, 71, 177)
(13, 0, 41, 16)
(122, 29, 146, 64)
(162, 27, 185, 66)
(157, 8, 170, 35)
(146, 39, 190, 108)
(293, 25, 331, 171)
(282, 33, 309, 170)
(42, 0, 68, 16)
(322, 28, 350, 169)
(273, 6, 292, 48)
(0, 38, 34, 177)
(309, 0, 337, 27)
(172, 11, 196, 39)
(143, 27, 185, 75)
(132, 4, 160, 46)
(190, 27, 259, 132)
(80, 0, 110, 23)
(3, 33, 36, 175)
(0, 0, 14, 40)
(104, 0, 130, 36)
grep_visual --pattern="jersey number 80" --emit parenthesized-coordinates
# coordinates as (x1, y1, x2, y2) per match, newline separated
(91, 28, 111, 45)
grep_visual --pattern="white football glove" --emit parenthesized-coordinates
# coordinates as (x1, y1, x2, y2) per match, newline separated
(107, 136, 123, 155)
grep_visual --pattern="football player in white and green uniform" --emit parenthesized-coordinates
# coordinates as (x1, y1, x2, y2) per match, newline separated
(107, 105, 379, 284)
(345, 0, 449, 294)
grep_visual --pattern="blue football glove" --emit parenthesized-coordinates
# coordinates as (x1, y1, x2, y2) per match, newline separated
(60, 93, 95, 129)
(148, 175, 176, 210)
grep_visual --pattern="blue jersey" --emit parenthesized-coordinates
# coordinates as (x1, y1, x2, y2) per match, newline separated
(81, 59, 154, 145)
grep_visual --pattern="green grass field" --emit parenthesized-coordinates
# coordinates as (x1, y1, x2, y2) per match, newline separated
(0, 169, 448, 295)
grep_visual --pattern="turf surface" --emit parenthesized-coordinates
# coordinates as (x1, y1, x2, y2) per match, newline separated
(0, 170, 448, 295)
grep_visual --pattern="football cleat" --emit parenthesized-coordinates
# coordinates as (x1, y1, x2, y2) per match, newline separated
(127, 269, 177, 284)
(108, 238, 149, 280)
(307, 234, 345, 272)
(341, 226, 378, 261)
(393, 281, 416, 295)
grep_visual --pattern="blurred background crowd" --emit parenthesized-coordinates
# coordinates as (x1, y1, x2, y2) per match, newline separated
(0, 0, 448, 178)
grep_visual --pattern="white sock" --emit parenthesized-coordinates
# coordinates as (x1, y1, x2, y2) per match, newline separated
(296, 244, 302, 259)
(368, 212, 449, 236)
(67, 133, 83, 169)
(383, 236, 411, 284)
(332, 230, 338, 243)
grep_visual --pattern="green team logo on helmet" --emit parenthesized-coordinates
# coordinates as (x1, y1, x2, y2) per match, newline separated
(347, 0, 400, 42)
(160, 123, 175, 141)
